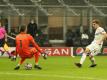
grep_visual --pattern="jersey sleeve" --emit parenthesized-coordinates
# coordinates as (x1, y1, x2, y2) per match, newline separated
(98, 28, 106, 34)
(28, 35, 43, 53)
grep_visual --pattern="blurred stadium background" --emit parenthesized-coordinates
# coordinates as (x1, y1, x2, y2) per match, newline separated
(0, 0, 107, 47)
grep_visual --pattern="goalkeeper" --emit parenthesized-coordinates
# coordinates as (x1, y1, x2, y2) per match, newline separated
(14, 25, 47, 70)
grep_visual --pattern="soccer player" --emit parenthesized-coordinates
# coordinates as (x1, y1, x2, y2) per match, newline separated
(75, 19, 107, 68)
(14, 25, 47, 70)
(0, 21, 11, 58)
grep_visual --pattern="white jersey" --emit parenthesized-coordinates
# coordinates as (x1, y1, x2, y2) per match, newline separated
(86, 27, 106, 56)
(92, 27, 106, 45)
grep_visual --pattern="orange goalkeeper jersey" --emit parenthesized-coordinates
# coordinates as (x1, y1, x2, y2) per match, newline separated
(16, 32, 42, 57)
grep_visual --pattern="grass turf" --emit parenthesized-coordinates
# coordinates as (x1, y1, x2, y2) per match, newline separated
(0, 56, 107, 80)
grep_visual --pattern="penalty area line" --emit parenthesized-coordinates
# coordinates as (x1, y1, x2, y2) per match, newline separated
(0, 72, 106, 80)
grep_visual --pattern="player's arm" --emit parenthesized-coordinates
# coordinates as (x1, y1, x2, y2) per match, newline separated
(98, 28, 107, 41)
(4, 29, 7, 42)
(103, 33, 107, 38)
(29, 35, 47, 60)
(29, 35, 43, 53)
(101, 32, 107, 41)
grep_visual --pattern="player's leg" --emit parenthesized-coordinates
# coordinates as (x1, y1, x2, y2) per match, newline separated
(0, 49, 12, 58)
(30, 48, 42, 70)
(0, 39, 12, 58)
(0, 39, 5, 56)
(89, 54, 97, 67)
(14, 58, 26, 70)
(10, 50, 17, 61)
(89, 45, 101, 67)
(34, 51, 42, 70)
(3, 43, 12, 58)
(5, 51, 11, 58)
(75, 48, 90, 68)
(34, 51, 40, 65)
(0, 48, 4, 56)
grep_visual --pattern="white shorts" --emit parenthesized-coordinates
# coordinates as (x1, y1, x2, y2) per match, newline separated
(86, 43, 102, 56)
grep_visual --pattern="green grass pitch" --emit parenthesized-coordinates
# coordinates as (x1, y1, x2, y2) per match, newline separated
(0, 56, 107, 80)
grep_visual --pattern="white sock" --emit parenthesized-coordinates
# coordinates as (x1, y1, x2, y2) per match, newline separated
(36, 63, 38, 65)
(17, 64, 20, 66)
(80, 53, 87, 64)
(13, 56, 16, 58)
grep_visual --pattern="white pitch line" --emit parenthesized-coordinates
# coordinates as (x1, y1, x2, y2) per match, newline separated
(0, 72, 106, 80)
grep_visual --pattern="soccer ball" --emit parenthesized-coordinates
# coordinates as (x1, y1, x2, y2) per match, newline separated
(24, 63, 32, 70)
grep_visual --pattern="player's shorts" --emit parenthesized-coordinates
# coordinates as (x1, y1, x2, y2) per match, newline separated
(86, 43, 102, 56)
(30, 48, 37, 55)
(19, 48, 38, 58)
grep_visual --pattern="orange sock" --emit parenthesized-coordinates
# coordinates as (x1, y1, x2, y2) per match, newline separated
(34, 51, 40, 65)
(19, 58, 26, 65)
